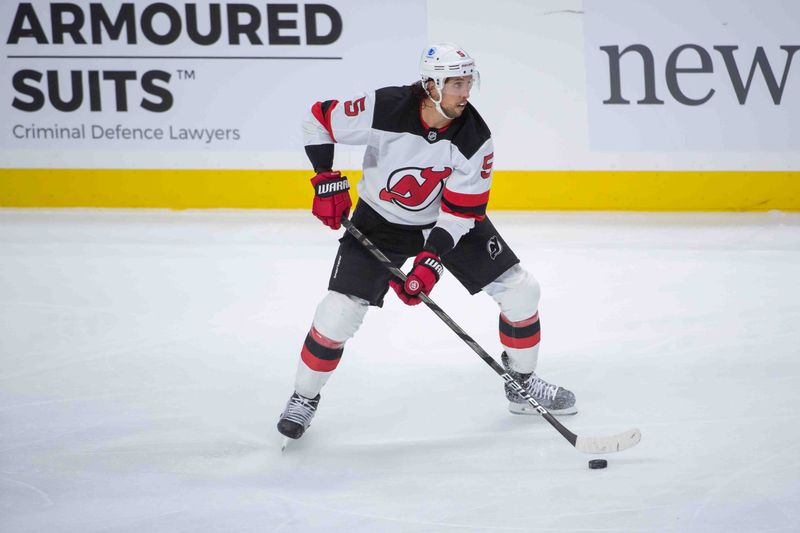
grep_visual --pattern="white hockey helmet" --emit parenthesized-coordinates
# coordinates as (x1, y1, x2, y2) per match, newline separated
(419, 43, 480, 92)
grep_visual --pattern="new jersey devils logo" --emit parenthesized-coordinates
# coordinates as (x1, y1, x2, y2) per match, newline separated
(379, 166, 453, 211)
(487, 235, 503, 260)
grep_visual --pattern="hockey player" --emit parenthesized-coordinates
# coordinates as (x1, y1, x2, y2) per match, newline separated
(278, 43, 576, 442)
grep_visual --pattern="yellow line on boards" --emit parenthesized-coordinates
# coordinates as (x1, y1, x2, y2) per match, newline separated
(0, 169, 797, 211)
(488, 170, 799, 211)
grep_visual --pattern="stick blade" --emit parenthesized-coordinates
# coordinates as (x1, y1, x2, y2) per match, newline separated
(575, 428, 641, 454)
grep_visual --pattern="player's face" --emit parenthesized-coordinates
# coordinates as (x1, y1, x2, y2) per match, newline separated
(440, 76, 473, 118)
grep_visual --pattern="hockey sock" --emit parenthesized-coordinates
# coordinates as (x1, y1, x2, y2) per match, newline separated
(301, 326, 344, 372)
(499, 312, 541, 374)
(294, 327, 344, 398)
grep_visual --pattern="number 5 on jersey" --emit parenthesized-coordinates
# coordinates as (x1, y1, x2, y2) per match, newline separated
(481, 152, 494, 179)
(344, 97, 366, 117)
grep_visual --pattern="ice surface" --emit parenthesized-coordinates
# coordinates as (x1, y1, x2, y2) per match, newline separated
(1, 208, 799, 532)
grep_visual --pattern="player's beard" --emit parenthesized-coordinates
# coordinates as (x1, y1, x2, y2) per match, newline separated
(441, 101, 465, 119)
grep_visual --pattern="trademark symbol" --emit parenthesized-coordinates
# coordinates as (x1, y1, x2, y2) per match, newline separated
(177, 69, 196, 81)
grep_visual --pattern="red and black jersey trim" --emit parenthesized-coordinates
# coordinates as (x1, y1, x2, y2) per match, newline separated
(441, 188, 489, 220)
(499, 313, 541, 349)
(300, 327, 344, 372)
(311, 99, 339, 142)
(371, 85, 491, 158)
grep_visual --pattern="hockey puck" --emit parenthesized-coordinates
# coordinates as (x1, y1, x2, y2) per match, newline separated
(588, 459, 608, 469)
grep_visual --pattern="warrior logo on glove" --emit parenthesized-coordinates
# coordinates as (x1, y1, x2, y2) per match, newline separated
(422, 256, 445, 277)
(316, 180, 350, 197)
(311, 171, 352, 230)
(390, 250, 444, 306)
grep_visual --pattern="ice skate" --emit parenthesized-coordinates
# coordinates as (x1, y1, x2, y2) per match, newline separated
(277, 392, 320, 447)
(501, 352, 577, 415)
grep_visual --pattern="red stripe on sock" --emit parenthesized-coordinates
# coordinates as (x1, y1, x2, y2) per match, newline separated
(309, 326, 344, 349)
(500, 331, 541, 349)
(500, 312, 539, 328)
(301, 345, 341, 372)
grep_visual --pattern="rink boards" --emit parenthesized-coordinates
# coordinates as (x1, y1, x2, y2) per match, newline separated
(2, 169, 797, 211)
(1, 0, 797, 211)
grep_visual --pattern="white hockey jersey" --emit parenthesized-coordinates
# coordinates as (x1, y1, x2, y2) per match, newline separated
(303, 85, 495, 247)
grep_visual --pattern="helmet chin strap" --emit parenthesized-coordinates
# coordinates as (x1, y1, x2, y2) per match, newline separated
(424, 85, 456, 120)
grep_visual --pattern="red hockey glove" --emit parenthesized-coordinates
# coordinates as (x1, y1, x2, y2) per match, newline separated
(311, 171, 351, 230)
(390, 251, 444, 306)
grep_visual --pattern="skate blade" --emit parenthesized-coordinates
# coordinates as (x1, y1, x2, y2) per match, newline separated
(509, 402, 578, 416)
(280, 437, 290, 452)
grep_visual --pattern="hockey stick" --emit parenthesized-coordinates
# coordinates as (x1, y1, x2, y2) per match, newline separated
(341, 216, 641, 454)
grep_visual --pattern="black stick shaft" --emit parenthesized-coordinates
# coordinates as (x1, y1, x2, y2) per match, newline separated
(341, 217, 578, 448)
